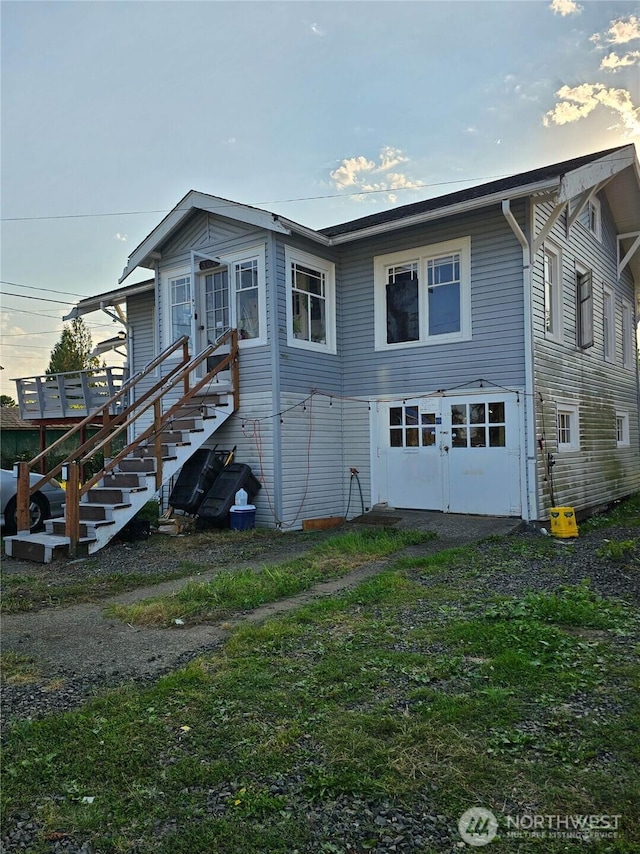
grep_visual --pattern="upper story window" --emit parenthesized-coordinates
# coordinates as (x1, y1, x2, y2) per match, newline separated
(603, 285, 615, 363)
(576, 265, 594, 350)
(374, 237, 471, 350)
(587, 197, 601, 241)
(286, 248, 336, 353)
(543, 244, 562, 340)
(622, 298, 635, 370)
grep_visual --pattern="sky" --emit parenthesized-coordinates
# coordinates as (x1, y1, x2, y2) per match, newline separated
(1, 0, 639, 399)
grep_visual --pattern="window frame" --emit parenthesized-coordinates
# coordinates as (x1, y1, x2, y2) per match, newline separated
(374, 237, 472, 351)
(603, 284, 615, 364)
(543, 242, 563, 341)
(220, 244, 267, 348)
(164, 267, 193, 348)
(616, 411, 630, 447)
(622, 297, 635, 370)
(556, 402, 580, 452)
(285, 247, 336, 354)
(576, 264, 594, 350)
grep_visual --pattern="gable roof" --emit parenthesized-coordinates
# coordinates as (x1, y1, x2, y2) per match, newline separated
(112, 145, 639, 287)
(64, 279, 154, 321)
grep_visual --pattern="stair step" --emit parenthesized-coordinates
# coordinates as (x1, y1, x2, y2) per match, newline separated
(5, 533, 91, 563)
(118, 458, 157, 473)
(86, 487, 147, 504)
(101, 472, 145, 488)
(79, 502, 131, 521)
(48, 519, 113, 537)
(167, 418, 203, 431)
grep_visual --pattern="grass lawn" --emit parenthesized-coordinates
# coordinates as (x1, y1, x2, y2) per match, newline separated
(2, 502, 639, 853)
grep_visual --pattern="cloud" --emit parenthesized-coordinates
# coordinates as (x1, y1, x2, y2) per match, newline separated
(115, 232, 127, 242)
(549, 0, 583, 17)
(310, 22, 325, 37)
(330, 155, 376, 189)
(544, 83, 640, 135)
(600, 50, 640, 71)
(329, 147, 423, 203)
(592, 15, 640, 46)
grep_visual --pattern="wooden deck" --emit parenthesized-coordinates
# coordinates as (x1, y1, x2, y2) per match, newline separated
(15, 367, 129, 421)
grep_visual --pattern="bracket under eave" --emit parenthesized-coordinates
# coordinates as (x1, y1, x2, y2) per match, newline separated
(617, 231, 640, 280)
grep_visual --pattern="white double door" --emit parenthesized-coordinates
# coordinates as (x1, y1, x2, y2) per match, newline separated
(376, 393, 521, 516)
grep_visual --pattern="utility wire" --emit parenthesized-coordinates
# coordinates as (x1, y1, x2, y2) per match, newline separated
(0, 280, 88, 298)
(1, 292, 73, 305)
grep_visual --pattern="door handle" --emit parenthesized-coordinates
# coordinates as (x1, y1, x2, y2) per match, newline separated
(443, 445, 449, 452)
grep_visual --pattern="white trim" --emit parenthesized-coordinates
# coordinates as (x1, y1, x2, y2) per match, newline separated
(622, 297, 635, 370)
(374, 237, 471, 351)
(217, 243, 268, 349)
(556, 401, 580, 452)
(285, 247, 336, 354)
(603, 284, 615, 364)
(587, 196, 602, 241)
(543, 242, 563, 342)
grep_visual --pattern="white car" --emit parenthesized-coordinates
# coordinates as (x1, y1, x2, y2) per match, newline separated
(0, 468, 66, 535)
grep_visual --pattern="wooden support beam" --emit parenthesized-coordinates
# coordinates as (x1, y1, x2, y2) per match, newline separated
(65, 461, 80, 558)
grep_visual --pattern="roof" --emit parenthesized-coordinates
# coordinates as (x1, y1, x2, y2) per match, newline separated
(320, 145, 636, 240)
(64, 279, 154, 320)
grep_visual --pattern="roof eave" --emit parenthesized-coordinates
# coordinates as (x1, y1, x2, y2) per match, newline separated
(327, 177, 560, 245)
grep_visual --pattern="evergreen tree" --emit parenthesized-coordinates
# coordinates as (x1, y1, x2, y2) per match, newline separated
(46, 317, 100, 374)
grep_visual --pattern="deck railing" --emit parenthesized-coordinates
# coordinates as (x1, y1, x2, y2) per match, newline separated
(14, 330, 239, 554)
(15, 366, 129, 420)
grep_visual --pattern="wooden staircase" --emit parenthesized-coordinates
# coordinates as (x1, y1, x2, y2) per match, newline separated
(5, 332, 239, 564)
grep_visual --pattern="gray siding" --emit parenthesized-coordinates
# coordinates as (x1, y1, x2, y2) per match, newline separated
(338, 205, 527, 398)
(532, 196, 640, 517)
(278, 392, 346, 529)
(275, 235, 343, 396)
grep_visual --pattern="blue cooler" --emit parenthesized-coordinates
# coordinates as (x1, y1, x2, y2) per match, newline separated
(229, 504, 256, 530)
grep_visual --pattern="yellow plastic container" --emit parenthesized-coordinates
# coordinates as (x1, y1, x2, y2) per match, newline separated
(549, 506, 578, 538)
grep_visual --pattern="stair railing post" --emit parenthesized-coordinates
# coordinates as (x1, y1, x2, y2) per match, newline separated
(16, 462, 31, 533)
(154, 400, 163, 490)
(65, 461, 80, 558)
(183, 339, 190, 396)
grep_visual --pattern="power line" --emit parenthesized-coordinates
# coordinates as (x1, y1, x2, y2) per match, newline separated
(0, 174, 514, 223)
(1, 292, 73, 305)
(0, 280, 88, 298)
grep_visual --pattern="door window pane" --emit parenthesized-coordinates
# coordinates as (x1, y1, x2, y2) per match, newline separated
(451, 404, 466, 425)
(390, 407, 403, 427)
(470, 403, 486, 424)
(489, 426, 506, 447)
(469, 427, 486, 447)
(488, 403, 505, 423)
(452, 427, 467, 448)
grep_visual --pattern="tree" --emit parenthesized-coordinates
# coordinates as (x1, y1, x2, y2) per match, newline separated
(46, 317, 101, 375)
(0, 394, 17, 407)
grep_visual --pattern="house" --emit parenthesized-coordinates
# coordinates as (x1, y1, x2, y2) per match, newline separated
(7, 144, 640, 560)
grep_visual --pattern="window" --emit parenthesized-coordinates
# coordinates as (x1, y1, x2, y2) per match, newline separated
(169, 273, 192, 343)
(557, 403, 579, 451)
(543, 244, 562, 339)
(286, 248, 336, 353)
(616, 412, 630, 447)
(587, 197, 601, 241)
(450, 401, 506, 448)
(375, 238, 471, 350)
(576, 266, 594, 349)
(603, 286, 615, 363)
(622, 298, 635, 370)
(234, 258, 260, 340)
(389, 405, 436, 447)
